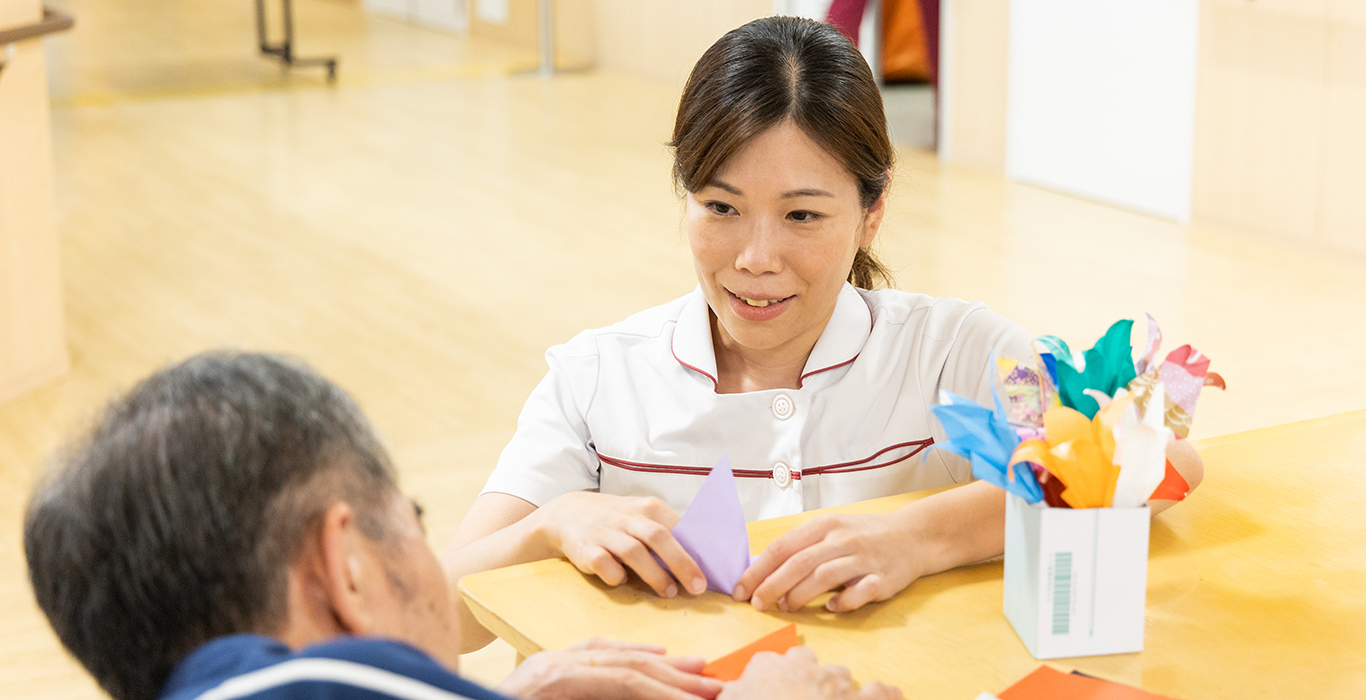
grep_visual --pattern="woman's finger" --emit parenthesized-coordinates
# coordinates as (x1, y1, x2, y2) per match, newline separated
(779, 556, 867, 611)
(826, 572, 888, 612)
(631, 496, 684, 530)
(749, 538, 845, 611)
(569, 544, 629, 587)
(736, 515, 846, 602)
(625, 518, 707, 596)
(601, 531, 679, 598)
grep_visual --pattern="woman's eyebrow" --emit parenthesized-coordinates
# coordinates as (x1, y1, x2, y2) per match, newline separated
(782, 188, 836, 199)
(704, 180, 835, 199)
(706, 179, 743, 195)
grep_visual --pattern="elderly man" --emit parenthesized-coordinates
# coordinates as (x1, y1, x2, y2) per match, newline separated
(25, 352, 900, 700)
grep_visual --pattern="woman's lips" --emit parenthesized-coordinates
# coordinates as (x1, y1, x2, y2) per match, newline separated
(727, 290, 794, 322)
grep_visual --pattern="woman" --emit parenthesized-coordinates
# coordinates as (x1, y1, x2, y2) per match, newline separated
(444, 16, 1201, 651)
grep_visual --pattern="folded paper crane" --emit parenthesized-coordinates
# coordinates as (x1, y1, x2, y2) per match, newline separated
(931, 390, 1044, 504)
(668, 453, 754, 594)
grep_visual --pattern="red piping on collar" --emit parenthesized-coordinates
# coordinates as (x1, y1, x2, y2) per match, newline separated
(796, 295, 874, 388)
(670, 345, 719, 392)
(671, 288, 874, 393)
(798, 354, 859, 389)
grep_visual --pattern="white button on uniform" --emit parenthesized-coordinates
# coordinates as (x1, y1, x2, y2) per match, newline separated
(772, 462, 792, 488)
(771, 394, 794, 420)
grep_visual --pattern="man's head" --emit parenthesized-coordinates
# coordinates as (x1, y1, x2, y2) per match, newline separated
(24, 352, 460, 700)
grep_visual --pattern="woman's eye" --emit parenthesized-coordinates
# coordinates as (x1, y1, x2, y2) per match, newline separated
(707, 202, 737, 215)
(788, 210, 822, 223)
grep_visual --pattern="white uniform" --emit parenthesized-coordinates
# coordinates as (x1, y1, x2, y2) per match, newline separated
(482, 284, 1033, 522)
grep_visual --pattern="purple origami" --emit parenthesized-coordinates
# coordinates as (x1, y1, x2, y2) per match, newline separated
(669, 453, 753, 594)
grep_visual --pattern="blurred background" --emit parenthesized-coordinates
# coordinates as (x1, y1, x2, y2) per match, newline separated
(2, 0, 1363, 696)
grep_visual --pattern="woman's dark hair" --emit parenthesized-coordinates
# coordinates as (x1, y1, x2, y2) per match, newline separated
(24, 352, 399, 700)
(670, 15, 895, 289)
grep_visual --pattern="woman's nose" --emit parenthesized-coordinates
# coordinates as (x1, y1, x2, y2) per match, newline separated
(734, 218, 783, 275)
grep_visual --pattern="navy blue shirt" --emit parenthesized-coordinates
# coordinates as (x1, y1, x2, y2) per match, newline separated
(159, 635, 513, 700)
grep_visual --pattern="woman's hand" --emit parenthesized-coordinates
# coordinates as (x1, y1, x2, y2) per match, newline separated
(733, 512, 924, 613)
(538, 491, 709, 598)
(718, 646, 902, 700)
(497, 638, 724, 700)
(736, 482, 1008, 613)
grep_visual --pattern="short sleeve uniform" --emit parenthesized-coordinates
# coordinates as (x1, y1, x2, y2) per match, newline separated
(482, 284, 1032, 522)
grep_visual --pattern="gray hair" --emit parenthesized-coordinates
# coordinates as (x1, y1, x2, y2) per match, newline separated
(24, 352, 399, 700)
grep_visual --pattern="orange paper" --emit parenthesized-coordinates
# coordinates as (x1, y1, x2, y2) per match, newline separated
(701, 623, 799, 681)
(1010, 395, 1137, 509)
(1000, 665, 1178, 700)
(1148, 459, 1190, 502)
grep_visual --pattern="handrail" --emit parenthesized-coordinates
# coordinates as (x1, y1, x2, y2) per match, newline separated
(0, 6, 74, 46)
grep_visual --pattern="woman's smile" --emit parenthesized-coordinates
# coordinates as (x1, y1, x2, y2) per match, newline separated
(727, 289, 796, 321)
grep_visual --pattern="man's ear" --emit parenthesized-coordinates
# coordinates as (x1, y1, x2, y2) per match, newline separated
(318, 501, 377, 635)
(859, 187, 888, 247)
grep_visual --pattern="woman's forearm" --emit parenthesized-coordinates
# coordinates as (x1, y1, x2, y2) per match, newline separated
(892, 480, 1007, 579)
(442, 494, 553, 652)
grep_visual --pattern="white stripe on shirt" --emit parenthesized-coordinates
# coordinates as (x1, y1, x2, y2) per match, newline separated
(192, 658, 474, 700)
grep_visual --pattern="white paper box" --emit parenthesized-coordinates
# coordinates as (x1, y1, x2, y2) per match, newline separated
(1003, 494, 1150, 658)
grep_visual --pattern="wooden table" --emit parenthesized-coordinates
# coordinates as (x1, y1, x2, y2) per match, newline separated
(460, 411, 1366, 699)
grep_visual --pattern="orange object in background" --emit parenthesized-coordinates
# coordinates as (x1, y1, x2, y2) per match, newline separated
(882, 0, 932, 82)
(1148, 459, 1190, 502)
(1000, 665, 1180, 700)
(701, 623, 800, 681)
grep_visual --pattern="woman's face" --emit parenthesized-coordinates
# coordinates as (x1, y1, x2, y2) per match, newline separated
(686, 120, 884, 359)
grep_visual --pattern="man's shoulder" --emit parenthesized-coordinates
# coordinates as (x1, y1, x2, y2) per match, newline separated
(160, 635, 509, 700)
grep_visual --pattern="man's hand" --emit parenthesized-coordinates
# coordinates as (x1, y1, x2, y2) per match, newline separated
(735, 512, 922, 613)
(496, 638, 723, 700)
(539, 492, 707, 597)
(718, 647, 901, 700)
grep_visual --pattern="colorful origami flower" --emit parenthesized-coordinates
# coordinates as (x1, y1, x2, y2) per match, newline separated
(1035, 320, 1139, 420)
(1008, 387, 1171, 509)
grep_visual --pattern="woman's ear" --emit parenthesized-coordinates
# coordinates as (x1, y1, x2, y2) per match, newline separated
(318, 501, 376, 635)
(859, 189, 888, 247)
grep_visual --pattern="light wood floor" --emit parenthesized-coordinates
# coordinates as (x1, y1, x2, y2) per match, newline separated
(4, 0, 1365, 697)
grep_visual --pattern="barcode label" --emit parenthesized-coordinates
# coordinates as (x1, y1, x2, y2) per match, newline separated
(1052, 552, 1073, 635)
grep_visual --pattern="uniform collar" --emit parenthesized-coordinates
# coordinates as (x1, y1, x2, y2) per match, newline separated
(671, 288, 720, 391)
(799, 283, 873, 386)
(671, 283, 873, 392)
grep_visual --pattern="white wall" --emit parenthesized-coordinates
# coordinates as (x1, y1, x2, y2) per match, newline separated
(1005, 0, 1198, 221)
(776, 0, 831, 19)
(365, 0, 468, 32)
